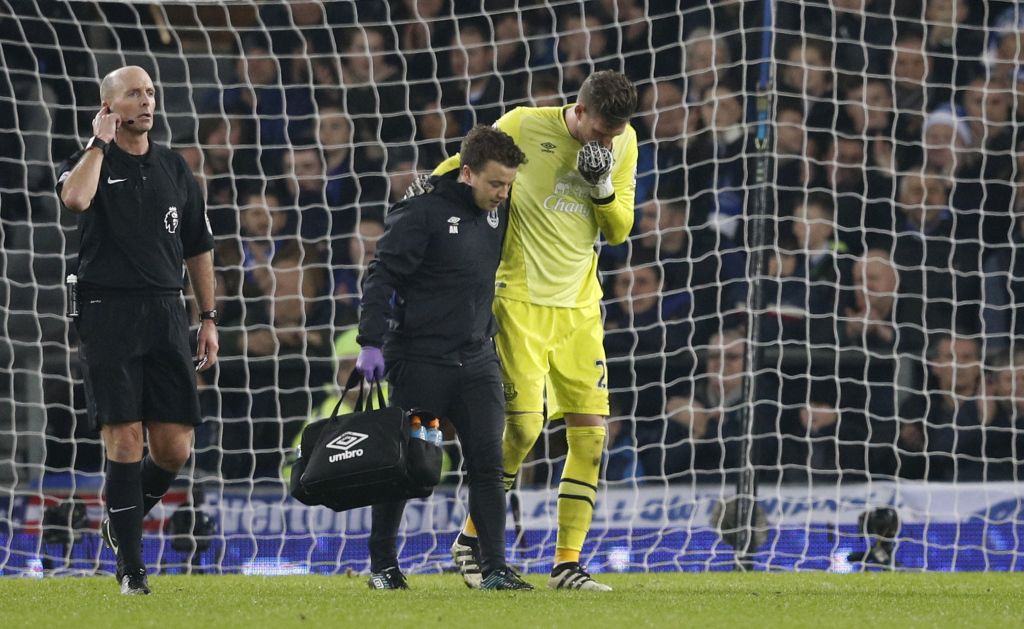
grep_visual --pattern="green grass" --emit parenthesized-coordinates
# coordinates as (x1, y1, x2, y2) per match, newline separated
(0, 573, 1021, 628)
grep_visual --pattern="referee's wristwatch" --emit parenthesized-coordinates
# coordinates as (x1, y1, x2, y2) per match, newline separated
(200, 309, 218, 324)
(86, 136, 111, 155)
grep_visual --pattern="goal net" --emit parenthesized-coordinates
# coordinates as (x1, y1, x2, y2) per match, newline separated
(2, 0, 1023, 576)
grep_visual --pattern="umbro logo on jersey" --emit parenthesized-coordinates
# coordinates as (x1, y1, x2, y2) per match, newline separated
(107, 177, 127, 184)
(448, 216, 461, 234)
(540, 142, 556, 153)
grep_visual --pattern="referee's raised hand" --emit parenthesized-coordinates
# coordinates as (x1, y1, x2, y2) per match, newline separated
(92, 104, 119, 141)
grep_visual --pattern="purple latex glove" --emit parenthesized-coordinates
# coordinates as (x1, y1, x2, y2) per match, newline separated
(355, 346, 386, 382)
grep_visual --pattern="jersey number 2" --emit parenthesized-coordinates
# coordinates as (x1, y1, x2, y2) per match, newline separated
(595, 359, 607, 389)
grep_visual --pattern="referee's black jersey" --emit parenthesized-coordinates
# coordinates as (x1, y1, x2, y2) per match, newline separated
(358, 177, 508, 364)
(55, 141, 214, 293)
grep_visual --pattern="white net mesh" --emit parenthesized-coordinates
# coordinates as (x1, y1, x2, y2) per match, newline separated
(2, 0, 1023, 576)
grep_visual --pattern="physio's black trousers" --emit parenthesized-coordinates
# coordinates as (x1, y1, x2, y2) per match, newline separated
(369, 347, 507, 574)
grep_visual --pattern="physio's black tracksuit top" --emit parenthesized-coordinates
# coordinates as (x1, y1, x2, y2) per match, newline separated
(55, 141, 214, 295)
(357, 177, 508, 365)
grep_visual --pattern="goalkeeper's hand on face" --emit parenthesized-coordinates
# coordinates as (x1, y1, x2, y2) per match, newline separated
(576, 141, 615, 200)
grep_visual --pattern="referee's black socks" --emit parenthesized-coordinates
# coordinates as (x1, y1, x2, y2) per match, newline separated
(105, 460, 145, 570)
(140, 456, 178, 515)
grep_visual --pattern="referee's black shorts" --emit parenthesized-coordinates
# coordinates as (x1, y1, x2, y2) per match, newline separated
(77, 293, 202, 431)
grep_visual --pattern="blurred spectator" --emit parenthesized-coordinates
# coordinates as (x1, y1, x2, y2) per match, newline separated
(339, 26, 415, 146)
(635, 80, 691, 204)
(197, 113, 258, 236)
(890, 31, 929, 166)
(281, 144, 330, 244)
(777, 0, 894, 79)
(414, 98, 461, 167)
(924, 0, 985, 106)
(839, 77, 896, 175)
(987, 8, 1024, 85)
(394, 0, 455, 83)
(315, 102, 385, 235)
(980, 349, 1024, 481)
(333, 215, 384, 326)
(492, 12, 529, 87)
(245, 240, 334, 476)
(555, 10, 613, 93)
(774, 98, 818, 212)
(597, 0, 653, 82)
(638, 328, 748, 482)
(921, 108, 970, 178)
(898, 334, 985, 481)
(688, 84, 747, 262)
(383, 145, 420, 204)
(954, 76, 1016, 246)
(443, 21, 517, 131)
(816, 134, 894, 254)
(893, 172, 981, 336)
(789, 193, 849, 344)
(682, 28, 734, 105)
(781, 380, 866, 485)
(529, 71, 563, 107)
(836, 248, 921, 478)
(219, 33, 313, 162)
(633, 198, 719, 338)
(238, 187, 293, 294)
(603, 261, 687, 360)
(982, 144, 1024, 352)
(778, 39, 835, 137)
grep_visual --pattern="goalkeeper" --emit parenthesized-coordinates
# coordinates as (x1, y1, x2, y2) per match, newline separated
(432, 70, 638, 591)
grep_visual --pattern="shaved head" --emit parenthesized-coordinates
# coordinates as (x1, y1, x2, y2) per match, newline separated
(100, 65, 152, 103)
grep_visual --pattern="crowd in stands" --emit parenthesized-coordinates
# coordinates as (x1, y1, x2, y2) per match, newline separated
(9, 0, 1024, 483)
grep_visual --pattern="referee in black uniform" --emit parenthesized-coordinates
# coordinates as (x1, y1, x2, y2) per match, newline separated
(355, 126, 531, 590)
(56, 66, 218, 595)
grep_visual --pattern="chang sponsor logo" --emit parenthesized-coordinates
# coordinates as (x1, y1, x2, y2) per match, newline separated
(542, 195, 590, 217)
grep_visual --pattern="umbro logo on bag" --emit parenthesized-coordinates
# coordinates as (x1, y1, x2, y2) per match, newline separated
(327, 431, 368, 462)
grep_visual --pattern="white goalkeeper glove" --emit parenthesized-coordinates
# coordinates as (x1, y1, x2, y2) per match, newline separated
(576, 141, 615, 200)
(401, 173, 433, 200)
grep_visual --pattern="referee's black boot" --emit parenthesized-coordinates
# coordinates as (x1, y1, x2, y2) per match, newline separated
(367, 566, 409, 590)
(120, 567, 151, 595)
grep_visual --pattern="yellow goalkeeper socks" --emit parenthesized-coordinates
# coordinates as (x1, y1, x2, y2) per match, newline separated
(461, 412, 545, 539)
(555, 425, 605, 565)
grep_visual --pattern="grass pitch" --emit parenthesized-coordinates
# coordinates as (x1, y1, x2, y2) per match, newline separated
(0, 572, 1020, 628)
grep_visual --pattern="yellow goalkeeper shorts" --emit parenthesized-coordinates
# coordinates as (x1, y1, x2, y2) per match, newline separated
(494, 297, 609, 417)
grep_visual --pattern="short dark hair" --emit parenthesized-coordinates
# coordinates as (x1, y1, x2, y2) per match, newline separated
(460, 125, 527, 172)
(802, 192, 835, 220)
(578, 70, 637, 125)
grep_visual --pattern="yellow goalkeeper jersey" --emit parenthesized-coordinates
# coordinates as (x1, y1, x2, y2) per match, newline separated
(434, 105, 637, 308)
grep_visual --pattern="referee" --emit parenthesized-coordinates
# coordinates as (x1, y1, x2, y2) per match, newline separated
(56, 66, 217, 595)
(354, 126, 531, 590)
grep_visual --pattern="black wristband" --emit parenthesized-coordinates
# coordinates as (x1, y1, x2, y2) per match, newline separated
(200, 309, 218, 324)
(86, 136, 110, 155)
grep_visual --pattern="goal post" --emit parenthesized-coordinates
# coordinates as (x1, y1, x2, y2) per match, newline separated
(1, 1, 1023, 576)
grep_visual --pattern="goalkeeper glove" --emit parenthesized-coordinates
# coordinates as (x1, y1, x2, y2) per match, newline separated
(576, 141, 615, 200)
(402, 173, 434, 200)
